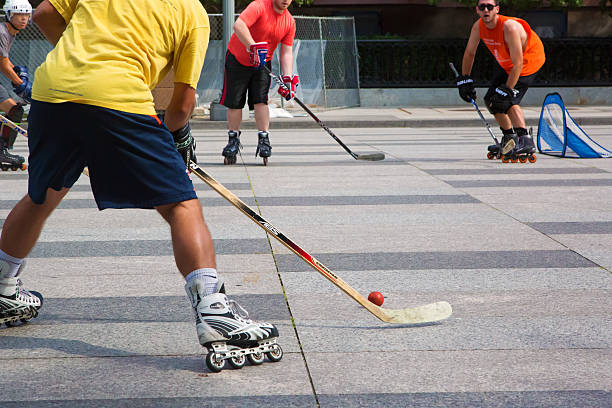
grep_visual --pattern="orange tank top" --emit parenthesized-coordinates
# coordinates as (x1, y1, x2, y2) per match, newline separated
(479, 15, 545, 76)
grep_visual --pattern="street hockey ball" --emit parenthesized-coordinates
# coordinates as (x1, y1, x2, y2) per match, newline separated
(368, 291, 384, 306)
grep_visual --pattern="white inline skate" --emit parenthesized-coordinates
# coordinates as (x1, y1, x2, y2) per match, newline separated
(185, 279, 283, 372)
(0, 262, 43, 327)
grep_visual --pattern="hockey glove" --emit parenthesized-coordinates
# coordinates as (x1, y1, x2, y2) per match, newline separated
(12, 78, 32, 103)
(13, 66, 29, 83)
(456, 75, 476, 103)
(248, 42, 268, 69)
(172, 122, 197, 166)
(487, 84, 519, 114)
(278, 75, 299, 101)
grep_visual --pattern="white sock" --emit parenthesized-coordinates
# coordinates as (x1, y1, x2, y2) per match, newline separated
(0, 249, 24, 278)
(185, 268, 218, 296)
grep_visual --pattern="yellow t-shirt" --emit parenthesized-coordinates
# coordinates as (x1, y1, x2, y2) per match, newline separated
(33, 0, 210, 115)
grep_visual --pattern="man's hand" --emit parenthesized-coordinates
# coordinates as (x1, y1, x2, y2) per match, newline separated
(278, 75, 299, 101)
(172, 122, 197, 166)
(488, 84, 519, 114)
(456, 75, 476, 103)
(248, 42, 268, 69)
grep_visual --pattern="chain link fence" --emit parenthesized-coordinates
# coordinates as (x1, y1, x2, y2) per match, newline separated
(201, 14, 360, 108)
(3, 13, 360, 109)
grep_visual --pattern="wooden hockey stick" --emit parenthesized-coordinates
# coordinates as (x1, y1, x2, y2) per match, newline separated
(189, 160, 452, 324)
(264, 66, 385, 162)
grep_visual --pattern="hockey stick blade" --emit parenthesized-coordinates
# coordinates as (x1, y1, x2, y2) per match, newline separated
(189, 161, 452, 324)
(356, 152, 386, 161)
(263, 67, 385, 162)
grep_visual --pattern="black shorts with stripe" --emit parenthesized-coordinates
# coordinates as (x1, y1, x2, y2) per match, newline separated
(219, 51, 272, 110)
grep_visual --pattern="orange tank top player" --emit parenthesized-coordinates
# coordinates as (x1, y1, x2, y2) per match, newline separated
(479, 14, 545, 76)
(457, 0, 546, 164)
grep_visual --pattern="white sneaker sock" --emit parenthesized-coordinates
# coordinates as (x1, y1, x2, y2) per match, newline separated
(0, 249, 24, 278)
(185, 268, 218, 297)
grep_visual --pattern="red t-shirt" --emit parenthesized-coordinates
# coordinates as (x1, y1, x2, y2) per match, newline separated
(228, 0, 296, 67)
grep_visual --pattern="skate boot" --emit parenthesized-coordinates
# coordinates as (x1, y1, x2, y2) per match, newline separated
(185, 279, 283, 372)
(222, 130, 242, 165)
(0, 262, 43, 327)
(255, 131, 271, 165)
(0, 138, 26, 171)
(512, 127, 537, 163)
(491, 128, 518, 163)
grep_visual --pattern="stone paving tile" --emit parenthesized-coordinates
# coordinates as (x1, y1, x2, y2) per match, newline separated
(2, 124, 611, 407)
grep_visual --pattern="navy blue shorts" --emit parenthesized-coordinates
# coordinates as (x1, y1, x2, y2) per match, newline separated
(27, 101, 197, 210)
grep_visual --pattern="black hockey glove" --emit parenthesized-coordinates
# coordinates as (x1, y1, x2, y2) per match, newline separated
(172, 122, 197, 166)
(456, 75, 476, 103)
(487, 84, 519, 114)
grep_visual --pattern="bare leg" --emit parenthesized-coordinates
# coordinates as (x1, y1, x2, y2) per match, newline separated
(507, 105, 526, 129)
(0, 188, 69, 258)
(227, 108, 243, 131)
(494, 113, 512, 130)
(156, 199, 216, 278)
(254, 103, 269, 131)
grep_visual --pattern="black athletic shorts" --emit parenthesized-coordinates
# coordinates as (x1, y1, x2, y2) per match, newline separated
(484, 67, 538, 107)
(219, 51, 271, 110)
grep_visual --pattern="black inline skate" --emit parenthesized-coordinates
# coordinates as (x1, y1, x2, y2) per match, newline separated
(185, 279, 283, 373)
(255, 131, 271, 165)
(222, 130, 242, 165)
(0, 262, 43, 327)
(488, 127, 517, 161)
(506, 127, 537, 163)
(0, 138, 26, 171)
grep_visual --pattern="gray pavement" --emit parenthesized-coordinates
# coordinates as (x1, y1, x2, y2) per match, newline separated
(1, 108, 612, 407)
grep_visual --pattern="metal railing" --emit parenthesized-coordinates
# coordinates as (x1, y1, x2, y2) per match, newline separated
(357, 38, 612, 88)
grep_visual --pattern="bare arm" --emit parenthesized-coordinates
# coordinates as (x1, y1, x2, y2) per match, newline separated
(233, 18, 256, 48)
(504, 20, 523, 89)
(462, 21, 481, 75)
(0, 57, 21, 84)
(279, 43, 293, 76)
(32, 0, 67, 46)
(165, 83, 195, 132)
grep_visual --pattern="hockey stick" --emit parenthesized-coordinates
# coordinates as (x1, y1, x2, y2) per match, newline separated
(263, 66, 385, 162)
(449, 63, 515, 157)
(189, 160, 452, 324)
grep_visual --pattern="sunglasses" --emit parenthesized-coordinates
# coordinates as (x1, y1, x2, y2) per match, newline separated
(478, 4, 497, 10)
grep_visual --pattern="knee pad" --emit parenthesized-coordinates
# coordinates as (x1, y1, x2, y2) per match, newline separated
(7, 104, 24, 123)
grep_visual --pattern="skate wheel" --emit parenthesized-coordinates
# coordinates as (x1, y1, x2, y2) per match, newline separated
(228, 354, 246, 369)
(247, 352, 265, 365)
(206, 352, 226, 373)
(265, 344, 283, 362)
(21, 163, 27, 171)
(501, 156, 510, 163)
(511, 157, 518, 163)
(263, 157, 268, 166)
(486, 152, 495, 160)
(519, 156, 527, 163)
(528, 155, 537, 163)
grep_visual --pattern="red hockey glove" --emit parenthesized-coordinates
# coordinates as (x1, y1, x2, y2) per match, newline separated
(278, 75, 299, 101)
(248, 42, 268, 69)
